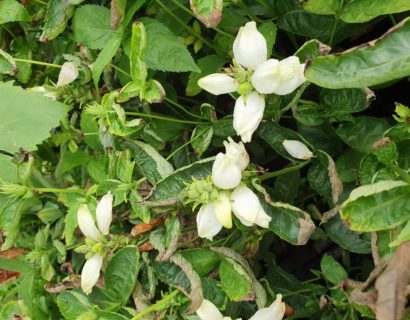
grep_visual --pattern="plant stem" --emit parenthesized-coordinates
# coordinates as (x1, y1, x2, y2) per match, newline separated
(110, 64, 130, 78)
(14, 58, 61, 69)
(281, 82, 310, 115)
(390, 164, 410, 184)
(34, 187, 84, 194)
(329, 0, 345, 46)
(125, 111, 205, 125)
(131, 290, 180, 320)
(260, 160, 312, 181)
(164, 97, 208, 120)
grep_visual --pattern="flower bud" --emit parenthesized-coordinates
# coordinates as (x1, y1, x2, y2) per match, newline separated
(212, 153, 242, 190)
(233, 21, 267, 70)
(196, 299, 224, 320)
(213, 192, 232, 229)
(196, 203, 223, 240)
(81, 254, 103, 295)
(57, 62, 78, 87)
(198, 73, 238, 95)
(231, 186, 271, 228)
(96, 192, 113, 235)
(282, 140, 313, 160)
(223, 137, 250, 171)
(77, 204, 100, 241)
(251, 59, 281, 94)
(275, 56, 305, 95)
(249, 294, 286, 320)
(233, 92, 265, 143)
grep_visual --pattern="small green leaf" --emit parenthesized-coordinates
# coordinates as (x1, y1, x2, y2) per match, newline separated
(390, 220, 410, 247)
(320, 254, 347, 285)
(190, 0, 223, 28)
(302, 0, 339, 15)
(191, 125, 214, 157)
(182, 248, 220, 276)
(116, 149, 135, 183)
(295, 39, 331, 63)
(258, 22, 277, 57)
(219, 257, 251, 301)
(0, 0, 30, 25)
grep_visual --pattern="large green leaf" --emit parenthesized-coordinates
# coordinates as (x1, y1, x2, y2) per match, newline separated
(104, 246, 139, 306)
(181, 248, 220, 276)
(140, 17, 200, 73)
(341, 180, 410, 232)
(150, 158, 213, 201)
(126, 140, 174, 185)
(0, 82, 70, 153)
(0, 154, 17, 182)
(218, 257, 251, 301)
(305, 18, 410, 88)
(340, 0, 410, 23)
(0, 0, 30, 24)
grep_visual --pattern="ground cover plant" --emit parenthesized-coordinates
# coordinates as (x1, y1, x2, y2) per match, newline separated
(0, 0, 410, 319)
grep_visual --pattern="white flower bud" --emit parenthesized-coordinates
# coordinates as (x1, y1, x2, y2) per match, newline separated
(198, 73, 238, 95)
(77, 205, 100, 241)
(233, 92, 265, 143)
(223, 137, 250, 171)
(57, 62, 78, 87)
(213, 192, 232, 229)
(251, 59, 281, 94)
(233, 21, 267, 70)
(196, 299, 224, 320)
(231, 186, 271, 228)
(249, 294, 286, 320)
(81, 254, 103, 295)
(282, 140, 313, 160)
(29, 86, 57, 100)
(96, 192, 113, 235)
(274, 56, 305, 95)
(196, 203, 223, 240)
(212, 153, 242, 190)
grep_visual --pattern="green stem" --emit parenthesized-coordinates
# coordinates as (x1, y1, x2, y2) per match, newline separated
(390, 164, 410, 184)
(260, 160, 312, 181)
(131, 290, 180, 320)
(389, 14, 397, 25)
(280, 82, 310, 115)
(34, 187, 84, 194)
(110, 64, 130, 78)
(155, 0, 214, 49)
(166, 126, 208, 160)
(329, 0, 345, 46)
(164, 97, 208, 120)
(299, 99, 320, 106)
(14, 58, 61, 69)
(125, 111, 205, 125)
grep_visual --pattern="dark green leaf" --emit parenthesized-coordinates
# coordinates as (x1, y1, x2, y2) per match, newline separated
(181, 248, 220, 276)
(295, 39, 331, 63)
(320, 254, 347, 285)
(258, 22, 277, 57)
(302, 0, 339, 15)
(191, 125, 214, 157)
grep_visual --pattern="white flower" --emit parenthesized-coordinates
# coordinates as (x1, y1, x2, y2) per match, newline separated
(81, 254, 103, 295)
(231, 186, 271, 228)
(252, 56, 305, 95)
(196, 299, 224, 320)
(223, 137, 250, 171)
(196, 203, 223, 241)
(233, 92, 265, 143)
(77, 205, 101, 241)
(198, 74, 238, 95)
(57, 62, 78, 87)
(249, 294, 286, 320)
(96, 192, 113, 235)
(282, 140, 313, 160)
(233, 21, 267, 70)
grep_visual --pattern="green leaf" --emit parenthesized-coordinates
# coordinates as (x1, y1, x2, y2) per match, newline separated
(218, 257, 251, 301)
(73, 5, 120, 49)
(40, 0, 84, 41)
(190, 0, 223, 28)
(140, 17, 200, 73)
(341, 180, 410, 231)
(105, 246, 139, 306)
(186, 54, 226, 96)
(0, 82, 70, 153)
(262, 199, 316, 245)
(390, 220, 410, 247)
(302, 0, 339, 15)
(340, 0, 410, 23)
(0, 0, 30, 24)
(191, 125, 214, 157)
(293, 103, 325, 126)
(295, 39, 331, 63)
(320, 254, 347, 285)
(150, 158, 213, 201)
(0, 154, 17, 182)
(335, 116, 390, 153)
(0, 49, 17, 76)
(110, 0, 127, 29)
(306, 18, 410, 88)
(181, 248, 220, 276)
(126, 140, 174, 185)
(116, 149, 135, 183)
(130, 22, 147, 85)
(258, 22, 277, 57)
(335, 149, 363, 183)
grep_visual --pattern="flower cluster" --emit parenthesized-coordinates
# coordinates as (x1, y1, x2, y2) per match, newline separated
(196, 294, 285, 320)
(198, 21, 306, 143)
(192, 138, 271, 240)
(77, 192, 113, 294)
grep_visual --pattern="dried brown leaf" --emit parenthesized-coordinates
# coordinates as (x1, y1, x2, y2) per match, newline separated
(131, 219, 162, 237)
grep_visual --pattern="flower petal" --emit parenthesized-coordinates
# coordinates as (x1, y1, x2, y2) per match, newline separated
(77, 204, 100, 241)
(196, 299, 224, 320)
(198, 73, 238, 95)
(213, 192, 232, 228)
(212, 153, 242, 189)
(231, 186, 260, 226)
(251, 59, 281, 94)
(81, 254, 103, 295)
(249, 294, 286, 320)
(196, 203, 223, 240)
(254, 203, 272, 228)
(273, 56, 306, 95)
(57, 62, 78, 87)
(96, 192, 113, 235)
(233, 21, 267, 70)
(282, 140, 313, 160)
(233, 92, 265, 143)
(223, 137, 250, 172)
